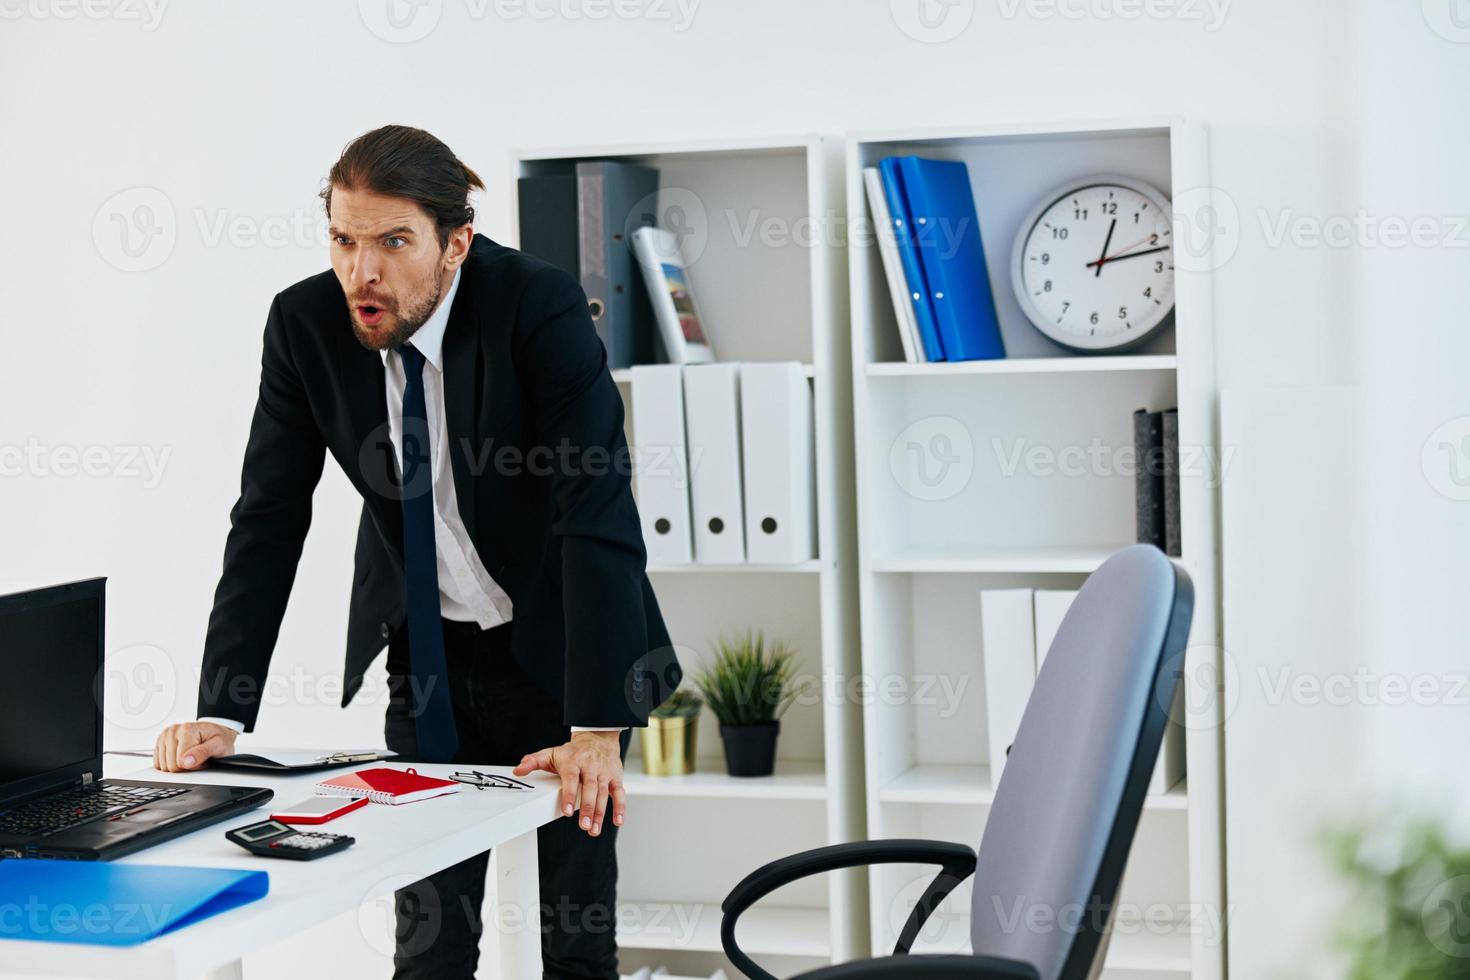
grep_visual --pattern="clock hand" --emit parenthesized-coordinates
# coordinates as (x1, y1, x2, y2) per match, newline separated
(1085, 244, 1172, 268)
(1094, 218, 1117, 278)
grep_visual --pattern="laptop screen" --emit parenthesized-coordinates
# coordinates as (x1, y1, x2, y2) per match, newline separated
(0, 580, 104, 790)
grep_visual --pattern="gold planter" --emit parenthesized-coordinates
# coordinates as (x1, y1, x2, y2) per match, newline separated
(640, 713, 698, 776)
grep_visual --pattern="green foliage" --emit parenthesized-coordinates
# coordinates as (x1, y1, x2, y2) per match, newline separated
(1325, 817, 1470, 979)
(692, 631, 809, 726)
(650, 686, 704, 720)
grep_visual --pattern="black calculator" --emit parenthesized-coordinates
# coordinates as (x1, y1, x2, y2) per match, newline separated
(226, 819, 354, 860)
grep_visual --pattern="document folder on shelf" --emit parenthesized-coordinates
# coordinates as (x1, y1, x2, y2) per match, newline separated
(576, 161, 659, 369)
(740, 362, 816, 564)
(683, 362, 746, 564)
(895, 155, 1005, 362)
(980, 588, 1036, 786)
(0, 862, 268, 946)
(630, 364, 693, 564)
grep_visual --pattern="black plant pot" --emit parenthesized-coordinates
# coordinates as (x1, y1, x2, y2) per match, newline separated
(719, 721, 781, 777)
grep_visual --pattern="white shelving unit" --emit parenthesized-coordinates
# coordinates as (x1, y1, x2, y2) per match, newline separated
(846, 118, 1223, 980)
(511, 135, 865, 977)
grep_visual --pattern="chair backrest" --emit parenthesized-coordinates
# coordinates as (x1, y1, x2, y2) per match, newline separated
(968, 545, 1193, 980)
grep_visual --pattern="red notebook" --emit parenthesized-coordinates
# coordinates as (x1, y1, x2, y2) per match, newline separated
(314, 767, 461, 805)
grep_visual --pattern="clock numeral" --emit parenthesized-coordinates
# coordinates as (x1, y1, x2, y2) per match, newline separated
(1117, 306, 1128, 320)
(1143, 286, 1152, 298)
(1073, 208, 1088, 221)
(1051, 227, 1069, 240)
(1040, 252, 1050, 265)
(1042, 280, 1053, 292)
(1089, 312, 1100, 325)
(1154, 261, 1165, 273)
(1100, 202, 1118, 216)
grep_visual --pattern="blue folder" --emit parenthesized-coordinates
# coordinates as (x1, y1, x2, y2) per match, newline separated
(0, 862, 268, 946)
(878, 157, 946, 362)
(894, 156, 1006, 362)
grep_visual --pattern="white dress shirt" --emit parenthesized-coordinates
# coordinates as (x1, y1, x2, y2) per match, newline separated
(204, 267, 621, 734)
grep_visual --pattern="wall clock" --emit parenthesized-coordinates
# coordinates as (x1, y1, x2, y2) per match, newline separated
(1009, 175, 1175, 352)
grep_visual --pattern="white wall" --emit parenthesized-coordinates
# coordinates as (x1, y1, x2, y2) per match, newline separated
(0, 0, 1405, 975)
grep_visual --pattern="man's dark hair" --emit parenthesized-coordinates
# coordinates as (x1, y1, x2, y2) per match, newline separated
(321, 125, 485, 248)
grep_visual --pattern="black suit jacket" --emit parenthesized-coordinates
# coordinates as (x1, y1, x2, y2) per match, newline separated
(197, 234, 679, 731)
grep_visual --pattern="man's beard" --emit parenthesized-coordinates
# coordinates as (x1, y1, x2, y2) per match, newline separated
(349, 271, 443, 352)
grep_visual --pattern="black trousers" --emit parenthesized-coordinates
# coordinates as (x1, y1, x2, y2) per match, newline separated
(384, 618, 631, 980)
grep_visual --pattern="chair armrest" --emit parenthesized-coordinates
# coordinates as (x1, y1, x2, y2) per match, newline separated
(721, 839, 978, 980)
(793, 954, 1041, 979)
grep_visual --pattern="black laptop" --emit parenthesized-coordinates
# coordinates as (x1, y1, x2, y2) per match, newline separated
(0, 578, 272, 860)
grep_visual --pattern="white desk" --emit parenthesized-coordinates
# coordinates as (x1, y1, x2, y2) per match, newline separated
(0, 763, 562, 979)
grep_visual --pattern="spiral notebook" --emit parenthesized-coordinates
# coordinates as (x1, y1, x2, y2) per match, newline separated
(314, 767, 461, 805)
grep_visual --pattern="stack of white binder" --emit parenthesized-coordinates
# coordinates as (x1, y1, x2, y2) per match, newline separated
(979, 587, 1185, 795)
(629, 362, 816, 566)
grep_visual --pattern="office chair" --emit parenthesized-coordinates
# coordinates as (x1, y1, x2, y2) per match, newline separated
(720, 544, 1194, 980)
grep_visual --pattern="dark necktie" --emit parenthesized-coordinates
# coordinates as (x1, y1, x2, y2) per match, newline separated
(396, 343, 458, 762)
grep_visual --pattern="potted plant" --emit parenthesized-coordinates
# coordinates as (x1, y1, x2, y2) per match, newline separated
(1324, 815, 1470, 977)
(693, 631, 808, 778)
(639, 687, 703, 777)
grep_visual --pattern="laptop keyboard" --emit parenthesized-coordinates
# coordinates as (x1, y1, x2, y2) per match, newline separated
(0, 784, 190, 837)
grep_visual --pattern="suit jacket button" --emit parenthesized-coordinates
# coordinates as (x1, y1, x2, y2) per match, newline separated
(379, 622, 392, 640)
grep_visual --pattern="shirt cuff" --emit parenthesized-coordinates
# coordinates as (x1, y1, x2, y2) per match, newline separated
(570, 726, 627, 733)
(198, 716, 246, 734)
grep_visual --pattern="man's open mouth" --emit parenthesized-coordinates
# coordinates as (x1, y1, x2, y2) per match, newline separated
(357, 304, 386, 325)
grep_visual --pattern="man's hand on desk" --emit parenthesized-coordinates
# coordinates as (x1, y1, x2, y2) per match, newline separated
(512, 731, 624, 838)
(153, 720, 239, 772)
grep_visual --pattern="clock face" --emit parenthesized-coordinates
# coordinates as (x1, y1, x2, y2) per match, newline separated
(1010, 177, 1175, 352)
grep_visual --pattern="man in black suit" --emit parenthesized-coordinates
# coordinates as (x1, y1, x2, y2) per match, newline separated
(153, 125, 679, 979)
